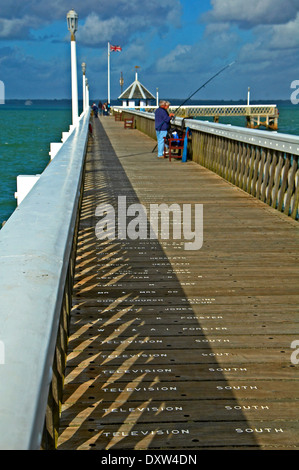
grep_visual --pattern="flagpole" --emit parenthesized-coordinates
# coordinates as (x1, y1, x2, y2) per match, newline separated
(108, 41, 110, 104)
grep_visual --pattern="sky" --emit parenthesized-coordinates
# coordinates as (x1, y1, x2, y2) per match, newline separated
(0, 0, 299, 101)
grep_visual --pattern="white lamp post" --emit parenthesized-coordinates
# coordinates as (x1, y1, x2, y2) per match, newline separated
(82, 62, 86, 112)
(67, 9, 79, 126)
(86, 78, 89, 108)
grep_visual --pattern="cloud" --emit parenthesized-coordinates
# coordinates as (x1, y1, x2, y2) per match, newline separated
(0, 16, 41, 39)
(156, 44, 192, 73)
(0, 45, 70, 98)
(196, 0, 299, 100)
(156, 27, 238, 76)
(76, 13, 150, 47)
(0, 0, 182, 41)
(236, 11, 299, 69)
(264, 12, 299, 49)
(202, 0, 299, 28)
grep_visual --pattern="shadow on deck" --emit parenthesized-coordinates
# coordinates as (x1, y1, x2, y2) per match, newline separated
(57, 116, 299, 450)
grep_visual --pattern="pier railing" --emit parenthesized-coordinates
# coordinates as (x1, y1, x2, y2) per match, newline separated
(114, 108, 299, 220)
(118, 104, 279, 129)
(0, 108, 90, 449)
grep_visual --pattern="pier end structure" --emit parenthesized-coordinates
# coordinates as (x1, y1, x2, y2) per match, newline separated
(173, 104, 280, 130)
(115, 104, 279, 130)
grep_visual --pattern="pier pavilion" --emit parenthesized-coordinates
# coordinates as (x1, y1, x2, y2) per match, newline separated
(118, 68, 155, 108)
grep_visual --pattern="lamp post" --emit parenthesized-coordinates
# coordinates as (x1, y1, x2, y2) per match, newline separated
(82, 62, 86, 112)
(67, 9, 79, 126)
(85, 78, 89, 108)
(120, 71, 124, 94)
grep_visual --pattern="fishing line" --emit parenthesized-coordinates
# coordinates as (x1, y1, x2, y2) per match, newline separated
(173, 61, 235, 117)
(152, 61, 235, 153)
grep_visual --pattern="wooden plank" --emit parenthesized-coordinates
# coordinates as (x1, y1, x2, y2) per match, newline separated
(59, 399, 299, 426)
(57, 115, 299, 451)
(57, 420, 299, 450)
(67, 334, 296, 351)
(63, 363, 297, 383)
(64, 347, 292, 367)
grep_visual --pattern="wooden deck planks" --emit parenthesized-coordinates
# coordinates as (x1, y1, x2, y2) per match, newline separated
(57, 115, 299, 450)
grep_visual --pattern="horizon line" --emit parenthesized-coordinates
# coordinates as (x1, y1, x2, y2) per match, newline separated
(2, 98, 292, 103)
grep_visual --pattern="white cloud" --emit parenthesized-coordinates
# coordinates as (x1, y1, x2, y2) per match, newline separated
(266, 12, 299, 49)
(156, 44, 192, 73)
(196, 0, 299, 100)
(0, 16, 41, 39)
(202, 0, 299, 28)
(0, 0, 182, 40)
(76, 12, 149, 46)
(156, 26, 238, 76)
(236, 11, 299, 69)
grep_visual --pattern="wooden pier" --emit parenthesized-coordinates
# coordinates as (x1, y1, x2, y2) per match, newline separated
(57, 115, 299, 450)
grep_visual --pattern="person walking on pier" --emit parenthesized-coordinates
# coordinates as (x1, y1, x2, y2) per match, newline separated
(92, 102, 98, 118)
(155, 100, 174, 158)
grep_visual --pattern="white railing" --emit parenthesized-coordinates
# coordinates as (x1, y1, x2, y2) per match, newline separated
(114, 103, 279, 130)
(114, 109, 299, 220)
(0, 108, 90, 449)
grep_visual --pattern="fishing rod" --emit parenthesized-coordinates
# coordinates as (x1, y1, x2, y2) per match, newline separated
(152, 61, 235, 153)
(172, 61, 235, 117)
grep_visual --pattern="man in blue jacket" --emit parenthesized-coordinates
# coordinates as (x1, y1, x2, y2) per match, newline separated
(155, 100, 174, 158)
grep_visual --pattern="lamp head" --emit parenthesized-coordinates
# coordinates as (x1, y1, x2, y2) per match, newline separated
(67, 9, 78, 37)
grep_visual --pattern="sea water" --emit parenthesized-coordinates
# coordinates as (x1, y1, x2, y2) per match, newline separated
(0, 102, 72, 223)
(0, 100, 298, 225)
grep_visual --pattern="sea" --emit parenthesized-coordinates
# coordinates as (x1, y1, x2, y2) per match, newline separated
(0, 99, 299, 225)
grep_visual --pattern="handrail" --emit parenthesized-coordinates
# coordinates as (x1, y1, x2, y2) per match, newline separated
(184, 118, 299, 156)
(115, 108, 299, 220)
(113, 104, 279, 129)
(0, 108, 90, 449)
(113, 104, 278, 113)
(113, 108, 299, 154)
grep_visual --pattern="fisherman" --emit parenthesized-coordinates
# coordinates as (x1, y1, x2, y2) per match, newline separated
(154, 100, 174, 158)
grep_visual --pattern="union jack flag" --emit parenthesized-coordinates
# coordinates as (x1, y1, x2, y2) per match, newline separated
(110, 45, 122, 52)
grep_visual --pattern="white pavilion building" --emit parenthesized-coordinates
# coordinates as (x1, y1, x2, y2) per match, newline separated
(118, 68, 155, 108)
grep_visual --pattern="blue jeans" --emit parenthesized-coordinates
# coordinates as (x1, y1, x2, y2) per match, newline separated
(156, 130, 167, 157)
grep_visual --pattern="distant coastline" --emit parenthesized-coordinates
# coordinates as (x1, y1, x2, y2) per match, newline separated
(2, 98, 293, 106)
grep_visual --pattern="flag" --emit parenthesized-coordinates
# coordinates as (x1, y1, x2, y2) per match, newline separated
(110, 45, 122, 52)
